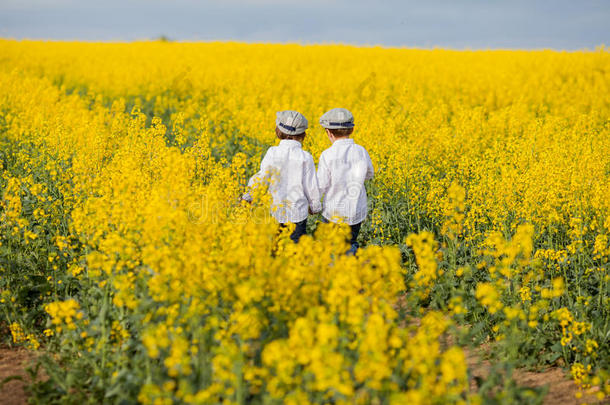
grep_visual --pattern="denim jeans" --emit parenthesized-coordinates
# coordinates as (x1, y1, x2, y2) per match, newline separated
(280, 219, 308, 243)
(322, 217, 362, 255)
(347, 222, 362, 255)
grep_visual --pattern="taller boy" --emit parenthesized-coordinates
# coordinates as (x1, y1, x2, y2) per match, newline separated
(245, 110, 321, 243)
(317, 108, 374, 254)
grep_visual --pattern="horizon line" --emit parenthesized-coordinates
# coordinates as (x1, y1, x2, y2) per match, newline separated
(0, 37, 607, 52)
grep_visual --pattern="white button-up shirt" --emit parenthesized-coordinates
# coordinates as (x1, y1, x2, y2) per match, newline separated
(317, 138, 374, 225)
(247, 139, 322, 223)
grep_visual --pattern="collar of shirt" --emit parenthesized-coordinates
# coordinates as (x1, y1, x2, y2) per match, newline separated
(278, 139, 302, 149)
(332, 138, 355, 147)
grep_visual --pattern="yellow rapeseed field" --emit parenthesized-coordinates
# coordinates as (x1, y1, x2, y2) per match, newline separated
(0, 40, 609, 404)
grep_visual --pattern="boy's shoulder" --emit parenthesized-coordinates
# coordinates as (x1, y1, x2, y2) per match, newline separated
(326, 141, 369, 154)
(266, 144, 313, 162)
(301, 148, 314, 160)
(350, 139, 367, 149)
(262, 144, 281, 157)
(352, 142, 370, 155)
(319, 146, 333, 159)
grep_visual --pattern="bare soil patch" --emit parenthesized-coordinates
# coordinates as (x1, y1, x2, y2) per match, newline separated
(0, 345, 36, 405)
(468, 349, 609, 405)
(515, 367, 606, 405)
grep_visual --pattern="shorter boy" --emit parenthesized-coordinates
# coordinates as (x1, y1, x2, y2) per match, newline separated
(243, 110, 321, 243)
(317, 108, 374, 254)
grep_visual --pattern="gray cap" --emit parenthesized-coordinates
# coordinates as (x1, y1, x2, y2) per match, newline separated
(319, 108, 355, 129)
(276, 110, 308, 135)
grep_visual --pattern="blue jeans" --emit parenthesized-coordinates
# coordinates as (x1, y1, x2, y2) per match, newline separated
(347, 222, 362, 255)
(280, 219, 308, 243)
(322, 218, 362, 255)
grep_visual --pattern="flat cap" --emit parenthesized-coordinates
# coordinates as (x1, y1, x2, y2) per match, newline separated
(276, 110, 308, 135)
(319, 108, 355, 129)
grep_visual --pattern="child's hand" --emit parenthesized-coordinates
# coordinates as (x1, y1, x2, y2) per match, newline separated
(240, 193, 253, 204)
(308, 207, 320, 215)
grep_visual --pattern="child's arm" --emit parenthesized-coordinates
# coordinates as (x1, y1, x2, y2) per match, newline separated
(242, 150, 273, 202)
(304, 156, 322, 214)
(364, 149, 375, 181)
(316, 153, 331, 196)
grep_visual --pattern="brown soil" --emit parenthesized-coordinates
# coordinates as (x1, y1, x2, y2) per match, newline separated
(515, 367, 607, 405)
(0, 345, 36, 405)
(467, 348, 609, 405)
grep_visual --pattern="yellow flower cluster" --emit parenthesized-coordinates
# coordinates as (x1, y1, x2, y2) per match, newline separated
(406, 231, 442, 298)
(441, 182, 466, 240)
(9, 322, 25, 343)
(9, 322, 40, 350)
(475, 282, 503, 315)
(44, 299, 82, 333)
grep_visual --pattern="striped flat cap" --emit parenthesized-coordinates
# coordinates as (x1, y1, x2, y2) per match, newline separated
(319, 108, 355, 129)
(276, 110, 308, 135)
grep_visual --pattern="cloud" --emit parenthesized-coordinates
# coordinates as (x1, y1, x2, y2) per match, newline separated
(0, 0, 607, 49)
(218, 0, 334, 4)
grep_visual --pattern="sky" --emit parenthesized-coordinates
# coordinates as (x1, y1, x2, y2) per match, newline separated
(0, 0, 608, 50)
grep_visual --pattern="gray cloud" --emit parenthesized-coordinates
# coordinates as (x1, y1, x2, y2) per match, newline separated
(0, 0, 608, 49)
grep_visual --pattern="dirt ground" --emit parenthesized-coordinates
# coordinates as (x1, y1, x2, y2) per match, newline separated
(515, 367, 607, 405)
(467, 349, 609, 405)
(0, 345, 36, 405)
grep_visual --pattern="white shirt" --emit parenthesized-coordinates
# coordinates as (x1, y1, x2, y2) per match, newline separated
(317, 138, 374, 225)
(246, 139, 322, 223)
